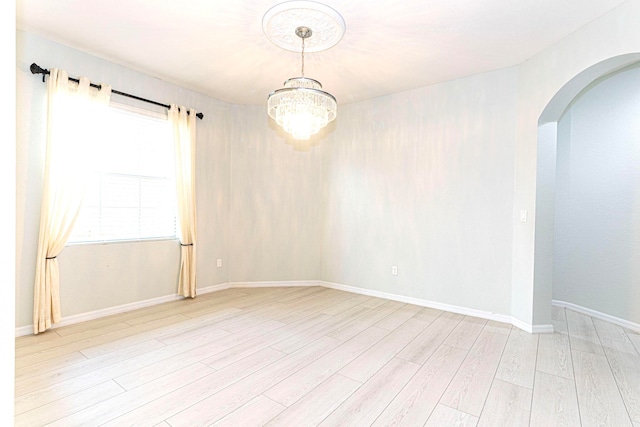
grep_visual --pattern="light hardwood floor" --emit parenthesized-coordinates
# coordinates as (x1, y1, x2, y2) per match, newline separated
(14, 286, 640, 426)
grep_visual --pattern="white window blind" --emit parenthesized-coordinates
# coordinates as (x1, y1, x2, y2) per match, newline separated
(69, 105, 176, 243)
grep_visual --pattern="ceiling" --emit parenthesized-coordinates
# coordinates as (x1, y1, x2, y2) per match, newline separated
(16, 0, 628, 106)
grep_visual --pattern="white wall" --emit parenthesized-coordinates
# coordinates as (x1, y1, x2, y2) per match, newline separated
(532, 122, 558, 325)
(321, 68, 518, 316)
(227, 105, 328, 283)
(15, 0, 640, 332)
(3, 4, 16, 419)
(320, 0, 640, 328)
(15, 30, 328, 330)
(553, 64, 640, 323)
(15, 31, 232, 328)
(514, 0, 640, 326)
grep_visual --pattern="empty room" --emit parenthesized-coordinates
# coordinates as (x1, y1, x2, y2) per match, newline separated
(9, 0, 640, 425)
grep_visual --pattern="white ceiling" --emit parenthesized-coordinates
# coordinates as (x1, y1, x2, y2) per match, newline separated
(16, 0, 628, 106)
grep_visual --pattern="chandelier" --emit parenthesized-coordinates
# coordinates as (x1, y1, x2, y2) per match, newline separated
(267, 27, 336, 140)
(263, 1, 344, 140)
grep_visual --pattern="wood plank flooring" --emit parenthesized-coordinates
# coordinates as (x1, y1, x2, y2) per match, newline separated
(14, 287, 640, 426)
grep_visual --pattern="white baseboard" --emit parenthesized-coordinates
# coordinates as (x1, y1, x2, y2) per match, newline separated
(197, 282, 231, 295)
(14, 292, 189, 337)
(16, 279, 557, 337)
(509, 318, 553, 334)
(14, 281, 315, 336)
(320, 281, 510, 322)
(227, 280, 320, 288)
(552, 300, 640, 333)
(319, 281, 553, 334)
(531, 324, 555, 334)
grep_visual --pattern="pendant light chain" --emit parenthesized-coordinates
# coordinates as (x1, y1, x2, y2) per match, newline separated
(301, 35, 305, 77)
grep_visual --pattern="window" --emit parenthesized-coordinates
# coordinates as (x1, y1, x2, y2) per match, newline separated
(68, 104, 177, 243)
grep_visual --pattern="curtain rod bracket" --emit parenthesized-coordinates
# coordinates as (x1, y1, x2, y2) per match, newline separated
(29, 62, 204, 120)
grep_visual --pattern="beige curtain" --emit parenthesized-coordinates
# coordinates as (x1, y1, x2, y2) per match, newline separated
(33, 69, 111, 334)
(169, 105, 197, 298)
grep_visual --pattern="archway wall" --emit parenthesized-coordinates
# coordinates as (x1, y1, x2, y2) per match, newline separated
(511, 0, 640, 327)
(532, 58, 640, 329)
(532, 122, 558, 329)
(553, 64, 640, 324)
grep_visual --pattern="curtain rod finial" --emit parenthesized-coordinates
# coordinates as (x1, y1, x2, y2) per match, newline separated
(30, 63, 48, 75)
(30, 63, 50, 81)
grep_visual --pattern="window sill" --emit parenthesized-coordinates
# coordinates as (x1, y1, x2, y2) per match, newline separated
(66, 237, 180, 247)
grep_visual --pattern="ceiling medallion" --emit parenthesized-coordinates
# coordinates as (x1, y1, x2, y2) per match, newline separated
(264, 2, 344, 140)
(262, 1, 346, 53)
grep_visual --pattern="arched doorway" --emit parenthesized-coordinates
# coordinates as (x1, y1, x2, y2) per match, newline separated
(532, 53, 640, 328)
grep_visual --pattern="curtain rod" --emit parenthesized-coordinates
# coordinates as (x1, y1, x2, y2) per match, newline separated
(30, 63, 204, 120)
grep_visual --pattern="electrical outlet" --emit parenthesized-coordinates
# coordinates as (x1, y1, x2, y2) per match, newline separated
(392, 266, 398, 276)
(216, 259, 222, 268)
(520, 210, 528, 222)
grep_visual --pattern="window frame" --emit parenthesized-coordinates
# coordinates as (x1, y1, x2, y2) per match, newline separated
(66, 101, 179, 246)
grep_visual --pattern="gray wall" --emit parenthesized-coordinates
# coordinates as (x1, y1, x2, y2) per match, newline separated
(14, 0, 640, 331)
(227, 104, 328, 283)
(15, 30, 328, 329)
(553, 64, 640, 323)
(16, 31, 232, 328)
(321, 68, 518, 316)
(511, 0, 640, 327)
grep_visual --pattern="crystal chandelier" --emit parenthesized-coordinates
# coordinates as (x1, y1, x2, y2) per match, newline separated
(267, 26, 337, 140)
